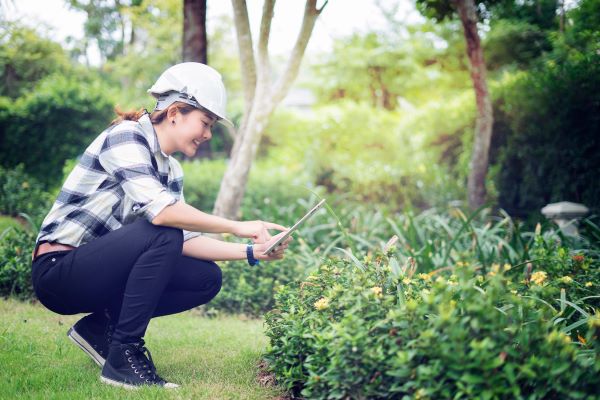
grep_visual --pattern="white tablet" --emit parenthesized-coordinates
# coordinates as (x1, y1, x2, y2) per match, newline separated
(263, 199, 327, 255)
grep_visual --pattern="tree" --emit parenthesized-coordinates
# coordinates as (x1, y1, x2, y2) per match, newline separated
(0, 23, 70, 98)
(67, 0, 140, 63)
(417, 0, 493, 209)
(212, 0, 328, 220)
(183, 0, 213, 160)
(182, 0, 207, 63)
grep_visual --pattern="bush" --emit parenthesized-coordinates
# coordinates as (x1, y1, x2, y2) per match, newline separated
(262, 101, 471, 211)
(493, 51, 600, 218)
(0, 164, 53, 225)
(204, 256, 308, 318)
(0, 72, 114, 188)
(264, 250, 600, 399)
(0, 221, 37, 299)
(0, 22, 70, 99)
(181, 158, 313, 222)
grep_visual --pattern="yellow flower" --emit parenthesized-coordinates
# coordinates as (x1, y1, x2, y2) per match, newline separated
(402, 277, 411, 285)
(503, 263, 512, 271)
(491, 263, 501, 273)
(477, 275, 484, 283)
(511, 290, 518, 295)
(415, 388, 428, 400)
(314, 297, 329, 311)
(547, 330, 571, 344)
(531, 271, 547, 285)
(418, 273, 431, 281)
(22, 181, 30, 189)
(559, 276, 573, 284)
(585, 282, 593, 287)
(456, 261, 469, 267)
(588, 311, 600, 328)
(371, 286, 383, 297)
(487, 271, 497, 278)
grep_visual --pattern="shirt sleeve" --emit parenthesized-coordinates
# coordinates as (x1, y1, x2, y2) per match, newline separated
(98, 130, 177, 223)
(180, 188, 202, 242)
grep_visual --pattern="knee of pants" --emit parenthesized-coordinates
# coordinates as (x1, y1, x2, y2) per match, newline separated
(197, 261, 222, 300)
(143, 219, 184, 251)
(206, 261, 223, 293)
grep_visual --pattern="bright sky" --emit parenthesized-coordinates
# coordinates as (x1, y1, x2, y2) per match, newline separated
(3, 0, 423, 64)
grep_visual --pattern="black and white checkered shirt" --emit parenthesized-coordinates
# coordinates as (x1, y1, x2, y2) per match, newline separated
(35, 112, 202, 248)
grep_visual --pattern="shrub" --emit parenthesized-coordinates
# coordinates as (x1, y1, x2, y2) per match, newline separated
(264, 251, 600, 399)
(0, 220, 37, 299)
(0, 72, 114, 188)
(0, 22, 70, 99)
(494, 51, 600, 218)
(261, 101, 471, 211)
(205, 256, 308, 318)
(181, 158, 313, 223)
(0, 164, 53, 225)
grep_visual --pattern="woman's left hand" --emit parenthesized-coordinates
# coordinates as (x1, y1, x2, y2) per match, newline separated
(232, 220, 288, 243)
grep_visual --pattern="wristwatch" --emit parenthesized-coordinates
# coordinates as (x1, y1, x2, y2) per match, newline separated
(246, 243, 260, 267)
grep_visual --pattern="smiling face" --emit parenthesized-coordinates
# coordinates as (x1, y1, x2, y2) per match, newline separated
(170, 108, 217, 157)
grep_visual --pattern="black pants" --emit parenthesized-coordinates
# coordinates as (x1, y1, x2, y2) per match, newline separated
(30, 218, 222, 345)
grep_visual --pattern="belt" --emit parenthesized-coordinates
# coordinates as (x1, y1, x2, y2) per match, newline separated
(32, 241, 76, 262)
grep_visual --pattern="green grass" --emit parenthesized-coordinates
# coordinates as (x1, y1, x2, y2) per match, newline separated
(0, 298, 286, 399)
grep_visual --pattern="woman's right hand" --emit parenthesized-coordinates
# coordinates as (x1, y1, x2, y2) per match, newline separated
(253, 230, 293, 261)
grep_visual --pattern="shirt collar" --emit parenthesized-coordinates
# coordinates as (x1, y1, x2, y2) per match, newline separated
(138, 112, 169, 158)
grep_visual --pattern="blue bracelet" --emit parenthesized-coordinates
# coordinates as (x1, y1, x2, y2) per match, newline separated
(246, 243, 260, 266)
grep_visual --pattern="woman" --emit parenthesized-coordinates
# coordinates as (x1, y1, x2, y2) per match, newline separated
(30, 62, 291, 390)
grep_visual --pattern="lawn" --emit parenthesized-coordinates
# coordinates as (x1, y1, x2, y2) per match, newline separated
(0, 298, 286, 399)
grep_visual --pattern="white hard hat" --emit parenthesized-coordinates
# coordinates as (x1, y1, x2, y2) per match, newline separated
(148, 62, 233, 127)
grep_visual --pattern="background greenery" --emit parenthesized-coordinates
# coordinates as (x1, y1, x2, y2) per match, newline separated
(1, 0, 599, 397)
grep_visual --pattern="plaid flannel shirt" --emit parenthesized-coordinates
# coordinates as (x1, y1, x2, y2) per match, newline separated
(35, 112, 202, 248)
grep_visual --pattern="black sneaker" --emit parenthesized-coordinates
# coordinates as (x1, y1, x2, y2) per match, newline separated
(67, 310, 114, 367)
(100, 340, 179, 389)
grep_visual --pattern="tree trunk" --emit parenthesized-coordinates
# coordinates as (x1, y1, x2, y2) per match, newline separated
(183, 0, 208, 64)
(213, 0, 327, 220)
(455, 0, 493, 209)
(182, 0, 211, 161)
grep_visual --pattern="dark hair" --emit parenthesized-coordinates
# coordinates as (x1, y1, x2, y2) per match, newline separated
(109, 102, 198, 126)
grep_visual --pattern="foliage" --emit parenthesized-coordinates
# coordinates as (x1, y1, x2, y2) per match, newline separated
(306, 20, 472, 109)
(264, 248, 600, 399)
(0, 22, 71, 99)
(493, 51, 600, 217)
(66, 0, 144, 63)
(0, 164, 53, 223)
(0, 218, 37, 299)
(564, 0, 600, 53)
(0, 72, 114, 189)
(204, 257, 308, 318)
(483, 19, 551, 70)
(263, 101, 472, 211)
(100, 0, 183, 110)
(308, 32, 420, 110)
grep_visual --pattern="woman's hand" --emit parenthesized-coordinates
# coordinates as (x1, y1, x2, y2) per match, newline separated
(253, 230, 293, 261)
(232, 220, 288, 244)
